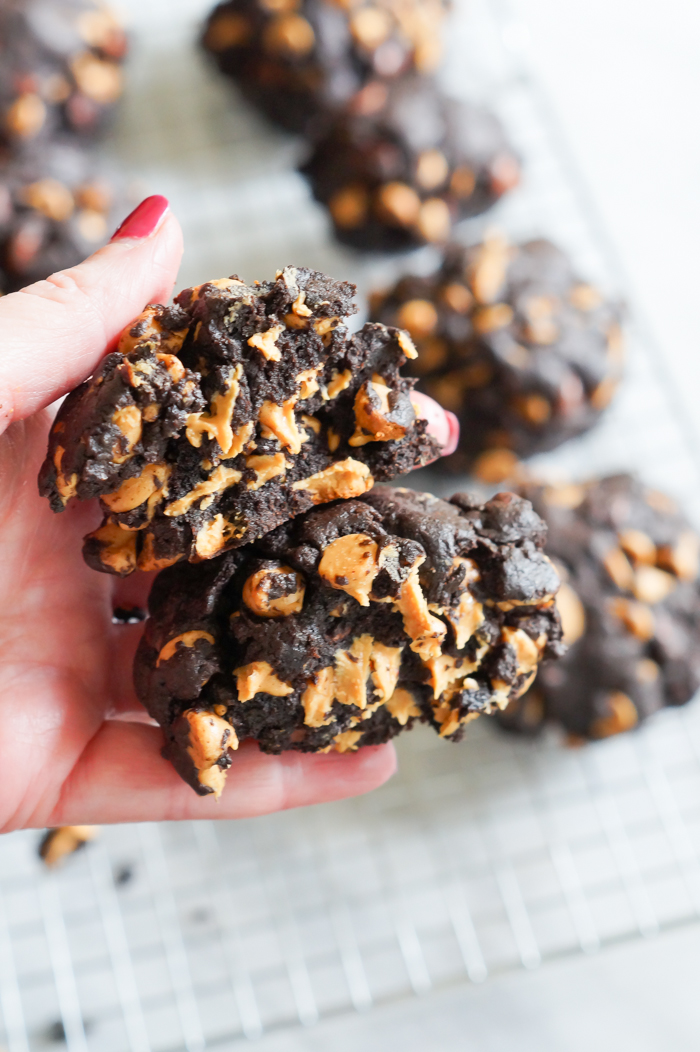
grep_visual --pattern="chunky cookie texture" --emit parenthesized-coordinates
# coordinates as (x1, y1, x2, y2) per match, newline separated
(301, 78, 520, 252)
(0, 141, 119, 293)
(39, 267, 439, 574)
(134, 485, 563, 796)
(370, 236, 624, 479)
(498, 475, 700, 740)
(0, 0, 127, 148)
(202, 0, 447, 136)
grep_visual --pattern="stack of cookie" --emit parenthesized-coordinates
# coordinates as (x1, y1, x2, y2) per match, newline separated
(39, 265, 564, 796)
(0, 0, 129, 293)
(202, 0, 521, 249)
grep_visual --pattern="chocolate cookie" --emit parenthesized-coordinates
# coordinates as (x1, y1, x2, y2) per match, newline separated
(0, 0, 127, 148)
(202, 0, 446, 136)
(370, 235, 624, 478)
(300, 78, 520, 252)
(134, 485, 563, 795)
(39, 266, 440, 574)
(498, 475, 700, 740)
(0, 141, 120, 293)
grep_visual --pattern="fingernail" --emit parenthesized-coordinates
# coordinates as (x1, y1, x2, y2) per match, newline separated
(111, 195, 170, 241)
(441, 411, 460, 456)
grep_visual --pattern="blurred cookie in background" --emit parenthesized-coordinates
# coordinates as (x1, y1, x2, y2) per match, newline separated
(370, 235, 624, 478)
(39, 825, 99, 867)
(0, 140, 125, 292)
(301, 77, 520, 251)
(0, 0, 127, 149)
(202, 0, 447, 136)
(497, 475, 700, 741)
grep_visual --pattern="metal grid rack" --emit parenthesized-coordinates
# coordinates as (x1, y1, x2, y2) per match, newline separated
(3, 0, 700, 1049)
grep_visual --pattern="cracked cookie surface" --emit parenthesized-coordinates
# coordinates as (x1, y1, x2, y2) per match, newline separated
(497, 475, 700, 740)
(133, 485, 563, 796)
(39, 266, 439, 573)
(370, 235, 624, 478)
(301, 77, 520, 252)
(202, 0, 447, 136)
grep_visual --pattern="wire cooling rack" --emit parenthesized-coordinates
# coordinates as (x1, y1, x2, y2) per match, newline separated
(3, 0, 700, 1049)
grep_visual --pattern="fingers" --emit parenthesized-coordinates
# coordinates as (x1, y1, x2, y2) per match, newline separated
(43, 721, 398, 825)
(0, 197, 183, 435)
(411, 391, 460, 456)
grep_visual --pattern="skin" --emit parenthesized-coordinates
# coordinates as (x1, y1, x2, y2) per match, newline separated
(0, 208, 454, 832)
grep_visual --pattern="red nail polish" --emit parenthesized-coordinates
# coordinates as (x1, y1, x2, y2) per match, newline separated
(111, 195, 169, 241)
(442, 411, 460, 457)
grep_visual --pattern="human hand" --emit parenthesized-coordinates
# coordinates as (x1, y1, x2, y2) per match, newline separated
(0, 196, 459, 831)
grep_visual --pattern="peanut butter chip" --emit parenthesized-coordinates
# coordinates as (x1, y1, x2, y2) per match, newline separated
(53, 445, 78, 504)
(102, 463, 170, 514)
(246, 452, 287, 490)
(441, 283, 473, 314)
(657, 531, 700, 581)
(469, 234, 511, 304)
(591, 692, 638, 739)
(165, 466, 242, 517)
(90, 521, 138, 575)
(112, 404, 142, 461)
(417, 198, 451, 243)
(426, 652, 480, 700)
(40, 826, 98, 868)
(22, 179, 74, 222)
(258, 397, 304, 454)
(395, 565, 447, 662)
(248, 325, 284, 361)
(618, 528, 656, 566)
(376, 182, 421, 226)
(195, 514, 243, 559)
(415, 149, 449, 190)
(329, 185, 368, 228)
(156, 631, 215, 667)
(333, 730, 363, 753)
(350, 6, 392, 48)
(263, 13, 315, 55)
(397, 331, 418, 359)
(633, 565, 676, 604)
(291, 459, 373, 503)
(243, 564, 305, 617)
(472, 303, 514, 334)
(370, 643, 403, 701)
(71, 53, 123, 103)
(234, 661, 293, 701)
(349, 376, 407, 446)
(319, 533, 380, 606)
(443, 557, 483, 648)
(473, 448, 520, 484)
(609, 597, 655, 641)
(555, 582, 586, 645)
(136, 533, 182, 573)
(602, 547, 635, 591)
(183, 710, 238, 799)
(396, 299, 438, 338)
(204, 13, 252, 49)
(117, 305, 189, 357)
(6, 93, 46, 138)
(334, 635, 374, 710)
(543, 484, 586, 509)
(186, 365, 243, 454)
(385, 688, 421, 726)
(302, 668, 335, 727)
(325, 369, 353, 398)
(502, 626, 545, 676)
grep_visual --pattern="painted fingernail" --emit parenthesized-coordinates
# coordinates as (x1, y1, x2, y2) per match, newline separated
(111, 195, 170, 241)
(441, 411, 460, 456)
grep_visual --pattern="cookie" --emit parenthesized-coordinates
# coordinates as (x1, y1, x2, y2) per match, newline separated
(38, 825, 98, 866)
(300, 77, 520, 252)
(202, 0, 446, 135)
(370, 235, 624, 477)
(39, 266, 440, 574)
(134, 485, 563, 795)
(497, 475, 700, 739)
(0, 0, 127, 148)
(0, 141, 120, 293)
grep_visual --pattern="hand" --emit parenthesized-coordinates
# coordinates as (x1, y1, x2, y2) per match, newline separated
(0, 197, 459, 831)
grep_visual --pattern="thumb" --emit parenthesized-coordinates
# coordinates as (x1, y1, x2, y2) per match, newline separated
(0, 195, 183, 436)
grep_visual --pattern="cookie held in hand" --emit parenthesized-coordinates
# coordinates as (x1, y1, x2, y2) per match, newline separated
(134, 486, 563, 796)
(39, 266, 439, 574)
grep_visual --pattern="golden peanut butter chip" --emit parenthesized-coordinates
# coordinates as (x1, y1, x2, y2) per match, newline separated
(609, 597, 655, 640)
(243, 564, 305, 617)
(591, 692, 638, 740)
(633, 565, 676, 604)
(416, 198, 451, 243)
(234, 661, 293, 701)
(90, 521, 138, 575)
(397, 330, 418, 359)
(164, 465, 242, 517)
(349, 376, 407, 447)
(136, 532, 183, 573)
(602, 547, 635, 591)
(258, 397, 304, 454)
(472, 303, 514, 334)
(327, 428, 340, 452)
(40, 826, 98, 868)
(385, 688, 421, 726)
(71, 53, 122, 104)
(319, 533, 380, 606)
(6, 92, 46, 138)
(376, 182, 421, 226)
(502, 627, 545, 677)
(117, 305, 189, 356)
(291, 291, 313, 317)
(432, 681, 480, 737)
(468, 233, 511, 304)
(248, 324, 284, 362)
(396, 299, 438, 338)
(302, 667, 335, 728)
(221, 421, 256, 460)
(102, 463, 170, 514)
(442, 556, 483, 648)
(543, 483, 586, 509)
(246, 452, 287, 491)
(426, 652, 480, 700)
(263, 13, 315, 55)
(301, 414, 321, 434)
(473, 448, 520, 485)
(555, 582, 586, 645)
(394, 566, 447, 662)
(334, 635, 374, 710)
(297, 367, 323, 400)
(333, 730, 363, 753)
(329, 184, 369, 228)
(22, 178, 74, 222)
(618, 528, 656, 566)
(53, 446, 78, 504)
(156, 631, 215, 667)
(292, 459, 373, 503)
(186, 365, 243, 454)
(325, 368, 353, 399)
(370, 643, 403, 701)
(112, 404, 142, 462)
(183, 710, 238, 799)
(194, 514, 243, 559)
(657, 531, 700, 581)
